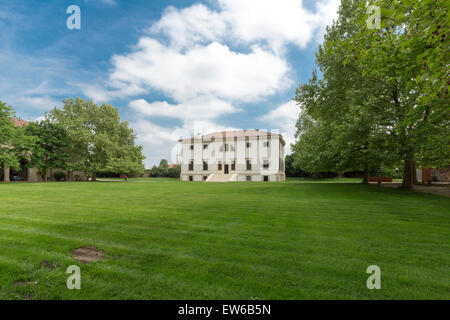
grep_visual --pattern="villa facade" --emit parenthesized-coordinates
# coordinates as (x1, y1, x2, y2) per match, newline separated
(179, 130, 286, 182)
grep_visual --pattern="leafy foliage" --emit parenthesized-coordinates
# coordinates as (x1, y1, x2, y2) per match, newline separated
(293, 0, 449, 188)
(148, 159, 180, 178)
(25, 120, 69, 181)
(49, 98, 145, 178)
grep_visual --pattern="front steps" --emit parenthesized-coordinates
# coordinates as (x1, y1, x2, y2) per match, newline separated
(205, 173, 237, 182)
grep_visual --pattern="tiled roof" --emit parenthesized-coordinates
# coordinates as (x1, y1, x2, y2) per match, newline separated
(179, 129, 284, 144)
(12, 118, 30, 128)
(202, 130, 280, 139)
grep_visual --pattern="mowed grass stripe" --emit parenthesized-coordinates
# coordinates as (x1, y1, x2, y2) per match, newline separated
(0, 179, 448, 299)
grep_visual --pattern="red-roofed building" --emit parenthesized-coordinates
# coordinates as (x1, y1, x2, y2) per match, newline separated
(12, 118, 30, 128)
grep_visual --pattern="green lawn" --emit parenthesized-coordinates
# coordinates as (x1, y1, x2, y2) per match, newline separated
(0, 179, 448, 299)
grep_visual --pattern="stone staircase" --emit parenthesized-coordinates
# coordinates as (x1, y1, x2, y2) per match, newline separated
(205, 173, 237, 182)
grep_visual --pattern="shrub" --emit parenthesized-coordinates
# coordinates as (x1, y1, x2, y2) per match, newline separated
(53, 171, 67, 181)
(370, 166, 402, 179)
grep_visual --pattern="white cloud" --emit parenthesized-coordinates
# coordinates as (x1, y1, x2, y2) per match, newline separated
(83, 0, 340, 162)
(14, 95, 62, 111)
(219, 0, 316, 51)
(314, 0, 341, 42)
(109, 39, 290, 102)
(259, 100, 300, 153)
(150, 4, 227, 50)
(129, 95, 239, 121)
(132, 118, 239, 167)
(148, 0, 340, 53)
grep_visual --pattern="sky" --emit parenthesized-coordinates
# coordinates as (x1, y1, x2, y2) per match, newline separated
(0, 0, 340, 167)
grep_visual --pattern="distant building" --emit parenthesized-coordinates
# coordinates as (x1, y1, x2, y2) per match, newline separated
(1, 118, 87, 182)
(178, 130, 286, 182)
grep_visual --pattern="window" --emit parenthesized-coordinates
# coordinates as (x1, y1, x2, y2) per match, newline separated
(263, 176, 269, 182)
(189, 176, 193, 181)
(220, 144, 234, 152)
(190, 145, 194, 150)
(218, 161, 222, 171)
(263, 141, 269, 147)
(263, 160, 269, 169)
(188, 160, 194, 171)
(246, 176, 251, 181)
(203, 144, 208, 150)
(231, 160, 236, 171)
(246, 159, 251, 170)
(203, 161, 208, 171)
(246, 142, 251, 148)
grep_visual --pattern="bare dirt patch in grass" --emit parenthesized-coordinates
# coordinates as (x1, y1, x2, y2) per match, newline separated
(70, 246, 106, 264)
(42, 259, 60, 270)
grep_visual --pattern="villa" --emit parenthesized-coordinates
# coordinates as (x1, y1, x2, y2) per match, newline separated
(178, 130, 286, 182)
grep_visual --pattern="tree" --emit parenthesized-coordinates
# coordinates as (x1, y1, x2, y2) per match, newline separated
(158, 159, 169, 177)
(293, 0, 393, 183)
(148, 160, 180, 178)
(0, 101, 18, 181)
(293, 0, 449, 188)
(0, 101, 32, 181)
(338, 0, 449, 188)
(25, 120, 69, 181)
(285, 154, 308, 178)
(167, 164, 181, 178)
(49, 98, 145, 180)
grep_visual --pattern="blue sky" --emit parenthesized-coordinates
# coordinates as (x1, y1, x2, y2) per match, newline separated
(0, 0, 340, 167)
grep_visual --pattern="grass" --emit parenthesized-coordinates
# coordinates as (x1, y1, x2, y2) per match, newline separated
(0, 178, 448, 299)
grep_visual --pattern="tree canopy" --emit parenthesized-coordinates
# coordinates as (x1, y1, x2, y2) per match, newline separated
(49, 98, 145, 179)
(292, 0, 449, 188)
(25, 120, 69, 181)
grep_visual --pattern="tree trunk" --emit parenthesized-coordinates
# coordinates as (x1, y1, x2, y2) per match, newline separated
(43, 168, 48, 182)
(3, 166, 10, 182)
(402, 159, 414, 189)
(362, 163, 369, 184)
(91, 172, 97, 181)
(412, 161, 418, 185)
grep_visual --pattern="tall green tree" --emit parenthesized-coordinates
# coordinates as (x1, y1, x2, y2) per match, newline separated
(49, 98, 145, 180)
(338, 0, 449, 187)
(293, 0, 393, 183)
(294, 0, 449, 188)
(0, 101, 32, 181)
(25, 120, 69, 181)
(0, 101, 18, 181)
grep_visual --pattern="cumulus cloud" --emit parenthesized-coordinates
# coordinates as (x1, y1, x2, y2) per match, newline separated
(132, 118, 239, 167)
(219, 0, 316, 51)
(150, 4, 227, 50)
(259, 100, 300, 153)
(14, 95, 62, 111)
(94, 0, 340, 104)
(83, 0, 340, 163)
(147, 0, 340, 52)
(109, 39, 290, 102)
(129, 95, 239, 120)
